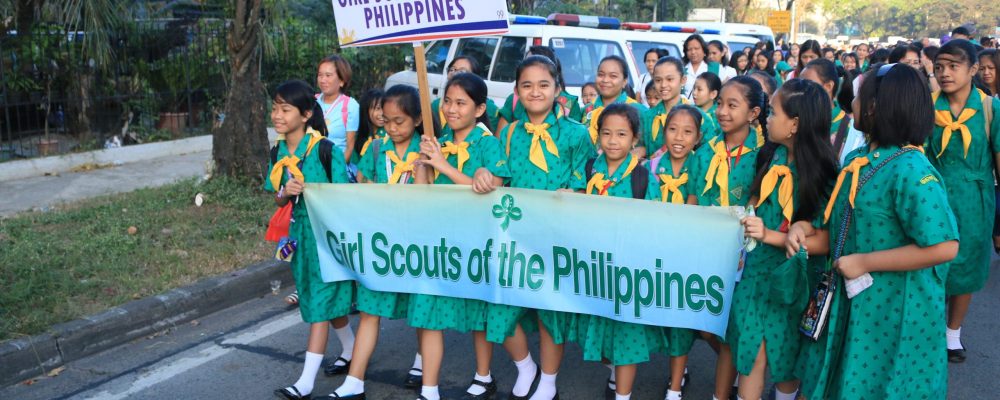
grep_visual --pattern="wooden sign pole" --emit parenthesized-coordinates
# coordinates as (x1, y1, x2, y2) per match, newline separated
(412, 42, 436, 140)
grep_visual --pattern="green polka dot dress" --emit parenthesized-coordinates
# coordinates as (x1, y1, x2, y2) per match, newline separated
(354, 136, 424, 319)
(264, 135, 354, 323)
(489, 108, 595, 344)
(926, 91, 1000, 295)
(726, 147, 815, 382)
(576, 153, 666, 365)
(819, 145, 958, 400)
(407, 124, 511, 332)
(641, 98, 718, 158)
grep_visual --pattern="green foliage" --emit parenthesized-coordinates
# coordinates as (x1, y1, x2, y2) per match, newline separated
(0, 176, 272, 341)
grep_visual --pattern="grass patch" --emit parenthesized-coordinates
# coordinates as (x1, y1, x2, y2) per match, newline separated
(0, 176, 273, 342)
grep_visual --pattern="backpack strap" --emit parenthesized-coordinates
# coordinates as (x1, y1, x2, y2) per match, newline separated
(505, 121, 519, 156)
(585, 157, 597, 184)
(270, 144, 279, 166)
(630, 163, 649, 199)
(979, 89, 992, 139)
(341, 96, 350, 129)
(648, 155, 662, 176)
(318, 139, 335, 183)
(833, 116, 851, 158)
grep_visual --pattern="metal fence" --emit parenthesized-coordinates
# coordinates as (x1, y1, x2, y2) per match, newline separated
(0, 20, 400, 162)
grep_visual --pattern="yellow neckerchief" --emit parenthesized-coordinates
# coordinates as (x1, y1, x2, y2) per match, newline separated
(757, 165, 795, 222)
(439, 123, 492, 177)
(386, 147, 420, 184)
(269, 128, 324, 190)
(823, 145, 920, 222)
(651, 97, 692, 142)
(586, 154, 639, 196)
(701, 131, 759, 206)
(359, 128, 386, 157)
(658, 172, 689, 204)
(588, 92, 640, 144)
(932, 89, 985, 159)
(509, 120, 560, 173)
(832, 107, 846, 125)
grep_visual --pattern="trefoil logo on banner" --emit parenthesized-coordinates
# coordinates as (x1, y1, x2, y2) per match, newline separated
(491, 194, 521, 231)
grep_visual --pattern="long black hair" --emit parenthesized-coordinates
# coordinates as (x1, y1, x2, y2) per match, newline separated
(383, 84, 423, 129)
(708, 40, 730, 65)
(730, 52, 750, 75)
(755, 50, 776, 76)
(354, 88, 384, 155)
(443, 72, 493, 132)
(448, 55, 482, 76)
(723, 75, 769, 146)
(750, 78, 838, 223)
(796, 40, 822, 75)
(273, 79, 327, 136)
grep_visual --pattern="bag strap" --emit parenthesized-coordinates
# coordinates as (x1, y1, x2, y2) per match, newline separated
(585, 157, 596, 184)
(630, 163, 649, 199)
(318, 139, 334, 183)
(341, 96, 350, 129)
(833, 116, 851, 158)
(270, 145, 279, 166)
(832, 147, 919, 259)
(505, 121, 519, 156)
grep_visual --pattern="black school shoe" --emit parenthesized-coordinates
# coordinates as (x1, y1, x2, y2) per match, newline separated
(404, 368, 423, 389)
(948, 341, 967, 363)
(324, 357, 351, 376)
(274, 386, 311, 400)
(461, 378, 498, 399)
(509, 367, 541, 400)
(326, 393, 365, 399)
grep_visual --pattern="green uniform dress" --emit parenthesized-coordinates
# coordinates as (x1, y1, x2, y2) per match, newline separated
(690, 128, 766, 207)
(583, 92, 648, 148)
(350, 127, 386, 166)
(432, 98, 501, 132)
(726, 147, 816, 382)
(407, 124, 512, 332)
(647, 154, 701, 355)
(926, 90, 1000, 295)
(641, 98, 718, 158)
(821, 145, 958, 400)
(355, 136, 423, 319)
(499, 91, 580, 126)
(576, 153, 666, 365)
(264, 134, 354, 323)
(489, 108, 595, 344)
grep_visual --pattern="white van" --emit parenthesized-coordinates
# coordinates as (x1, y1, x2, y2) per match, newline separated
(384, 14, 689, 105)
(652, 22, 775, 53)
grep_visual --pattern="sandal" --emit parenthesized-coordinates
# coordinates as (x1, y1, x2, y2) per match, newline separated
(285, 291, 299, 305)
(274, 385, 311, 400)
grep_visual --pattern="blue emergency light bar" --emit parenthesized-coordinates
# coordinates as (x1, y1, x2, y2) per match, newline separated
(510, 15, 546, 25)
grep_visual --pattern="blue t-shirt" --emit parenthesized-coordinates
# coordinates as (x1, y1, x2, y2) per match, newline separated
(317, 93, 361, 151)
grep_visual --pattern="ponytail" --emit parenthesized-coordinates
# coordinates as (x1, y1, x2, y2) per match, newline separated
(307, 102, 328, 136)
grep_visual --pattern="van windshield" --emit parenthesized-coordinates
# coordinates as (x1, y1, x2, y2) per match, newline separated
(550, 38, 627, 87)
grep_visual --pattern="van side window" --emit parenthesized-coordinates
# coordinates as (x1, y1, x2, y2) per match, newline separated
(553, 38, 627, 88)
(628, 41, 680, 72)
(426, 40, 453, 74)
(490, 37, 527, 83)
(455, 37, 499, 79)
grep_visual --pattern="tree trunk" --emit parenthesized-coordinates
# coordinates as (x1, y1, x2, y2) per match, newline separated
(212, 0, 269, 182)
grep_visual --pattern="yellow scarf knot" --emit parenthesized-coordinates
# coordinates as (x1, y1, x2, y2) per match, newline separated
(525, 122, 559, 172)
(702, 140, 750, 206)
(658, 172, 689, 204)
(823, 157, 870, 223)
(757, 165, 795, 222)
(651, 113, 668, 142)
(387, 150, 419, 184)
(441, 140, 471, 172)
(268, 130, 324, 189)
(586, 156, 639, 196)
(934, 108, 977, 158)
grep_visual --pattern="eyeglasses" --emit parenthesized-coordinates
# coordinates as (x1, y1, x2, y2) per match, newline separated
(447, 68, 471, 74)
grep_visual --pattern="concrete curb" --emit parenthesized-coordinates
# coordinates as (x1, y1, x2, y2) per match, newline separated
(0, 135, 213, 182)
(0, 259, 291, 387)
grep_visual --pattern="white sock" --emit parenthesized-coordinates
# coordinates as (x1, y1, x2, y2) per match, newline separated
(615, 393, 631, 400)
(604, 362, 616, 389)
(420, 385, 440, 400)
(467, 372, 493, 396)
(529, 372, 557, 400)
(512, 355, 538, 397)
(333, 324, 355, 362)
(289, 351, 322, 396)
(737, 396, 745, 400)
(733, 375, 739, 386)
(665, 389, 683, 400)
(334, 375, 365, 396)
(775, 388, 798, 400)
(411, 353, 424, 375)
(947, 327, 963, 350)
(713, 396, 720, 400)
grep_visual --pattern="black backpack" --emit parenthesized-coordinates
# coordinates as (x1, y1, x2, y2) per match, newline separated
(269, 139, 337, 183)
(585, 157, 649, 199)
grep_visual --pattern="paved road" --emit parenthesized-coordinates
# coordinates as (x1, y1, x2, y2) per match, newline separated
(0, 150, 211, 218)
(2, 263, 997, 400)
